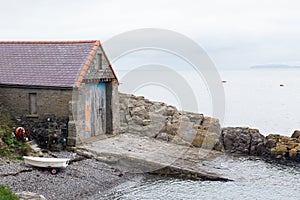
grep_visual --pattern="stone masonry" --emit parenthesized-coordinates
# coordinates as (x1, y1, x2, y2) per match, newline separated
(0, 41, 119, 147)
(0, 87, 72, 118)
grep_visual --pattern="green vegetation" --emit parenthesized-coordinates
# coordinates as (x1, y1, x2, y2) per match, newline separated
(0, 185, 19, 200)
(0, 105, 31, 159)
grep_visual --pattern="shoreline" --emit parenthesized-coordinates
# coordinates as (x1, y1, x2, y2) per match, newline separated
(1, 134, 300, 199)
(0, 151, 146, 200)
(1, 93, 300, 199)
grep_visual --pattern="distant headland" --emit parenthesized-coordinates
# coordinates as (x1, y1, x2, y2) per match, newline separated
(250, 64, 300, 69)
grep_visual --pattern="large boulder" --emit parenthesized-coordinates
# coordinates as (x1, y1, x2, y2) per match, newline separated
(221, 127, 266, 156)
(291, 130, 300, 139)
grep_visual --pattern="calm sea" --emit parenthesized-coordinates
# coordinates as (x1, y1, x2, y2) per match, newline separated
(100, 157, 300, 200)
(220, 69, 300, 136)
(95, 69, 300, 199)
(118, 68, 300, 136)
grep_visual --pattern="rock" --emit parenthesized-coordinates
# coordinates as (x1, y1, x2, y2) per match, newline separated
(135, 96, 145, 101)
(142, 119, 152, 126)
(131, 115, 144, 126)
(153, 105, 168, 115)
(249, 131, 266, 156)
(130, 106, 149, 119)
(165, 106, 177, 116)
(265, 133, 300, 163)
(191, 133, 205, 147)
(119, 92, 220, 150)
(266, 131, 300, 164)
(180, 116, 190, 122)
(271, 144, 288, 156)
(221, 127, 265, 156)
(134, 100, 146, 107)
(291, 130, 300, 138)
(159, 122, 179, 136)
(16, 191, 47, 200)
(154, 132, 171, 141)
(192, 132, 219, 149)
(202, 117, 220, 133)
(265, 138, 276, 149)
(222, 127, 251, 155)
(186, 113, 204, 124)
(119, 94, 300, 165)
(289, 148, 298, 157)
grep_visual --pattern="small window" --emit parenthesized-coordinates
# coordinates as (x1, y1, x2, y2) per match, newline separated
(96, 53, 102, 70)
(29, 93, 37, 115)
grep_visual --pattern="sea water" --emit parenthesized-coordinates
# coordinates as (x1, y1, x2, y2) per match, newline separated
(96, 69, 300, 199)
(101, 157, 300, 200)
(220, 69, 300, 136)
(118, 68, 300, 136)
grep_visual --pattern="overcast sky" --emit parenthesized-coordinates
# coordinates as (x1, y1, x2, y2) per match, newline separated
(1, 0, 300, 69)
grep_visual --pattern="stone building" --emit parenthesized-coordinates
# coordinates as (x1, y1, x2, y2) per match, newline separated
(0, 40, 119, 146)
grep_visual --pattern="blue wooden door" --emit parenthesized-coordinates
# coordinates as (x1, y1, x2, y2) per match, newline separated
(90, 82, 106, 136)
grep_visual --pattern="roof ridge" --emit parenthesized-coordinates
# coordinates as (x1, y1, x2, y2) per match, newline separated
(0, 40, 99, 44)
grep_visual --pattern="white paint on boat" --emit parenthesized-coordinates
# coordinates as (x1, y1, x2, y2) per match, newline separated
(23, 156, 70, 168)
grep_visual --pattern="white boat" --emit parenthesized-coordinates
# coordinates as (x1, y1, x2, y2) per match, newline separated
(23, 156, 70, 169)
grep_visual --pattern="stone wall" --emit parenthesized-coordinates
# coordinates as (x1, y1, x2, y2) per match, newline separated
(0, 87, 72, 119)
(119, 93, 221, 150)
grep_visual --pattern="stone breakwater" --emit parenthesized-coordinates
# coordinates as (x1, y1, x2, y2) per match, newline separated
(119, 93, 222, 150)
(119, 93, 300, 166)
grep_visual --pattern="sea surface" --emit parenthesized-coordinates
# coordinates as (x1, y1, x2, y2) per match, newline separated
(220, 69, 300, 136)
(96, 69, 300, 199)
(118, 68, 300, 136)
(99, 157, 300, 200)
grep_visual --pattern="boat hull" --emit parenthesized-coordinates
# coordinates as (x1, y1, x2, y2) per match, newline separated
(23, 156, 70, 168)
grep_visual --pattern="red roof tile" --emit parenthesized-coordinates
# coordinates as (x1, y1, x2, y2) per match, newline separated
(0, 40, 104, 87)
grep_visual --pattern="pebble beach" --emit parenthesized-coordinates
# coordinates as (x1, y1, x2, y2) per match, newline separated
(0, 151, 145, 199)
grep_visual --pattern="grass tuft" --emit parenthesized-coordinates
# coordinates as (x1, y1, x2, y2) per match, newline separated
(0, 185, 19, 200)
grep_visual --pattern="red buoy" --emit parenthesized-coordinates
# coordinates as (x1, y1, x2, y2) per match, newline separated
(15, 127, 25, 135)
(15, 127, 25, 141)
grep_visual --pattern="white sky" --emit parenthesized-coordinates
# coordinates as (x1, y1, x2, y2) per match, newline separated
(1, 0, 300, 69)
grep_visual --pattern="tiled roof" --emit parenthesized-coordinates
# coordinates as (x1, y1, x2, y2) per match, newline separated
(0, 40, 101, 87)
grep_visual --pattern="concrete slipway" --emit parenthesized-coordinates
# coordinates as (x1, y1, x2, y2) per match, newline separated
(75, 133, 232, 181)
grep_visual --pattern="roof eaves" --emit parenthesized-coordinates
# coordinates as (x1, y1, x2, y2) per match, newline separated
(0, 84, 72, 90)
